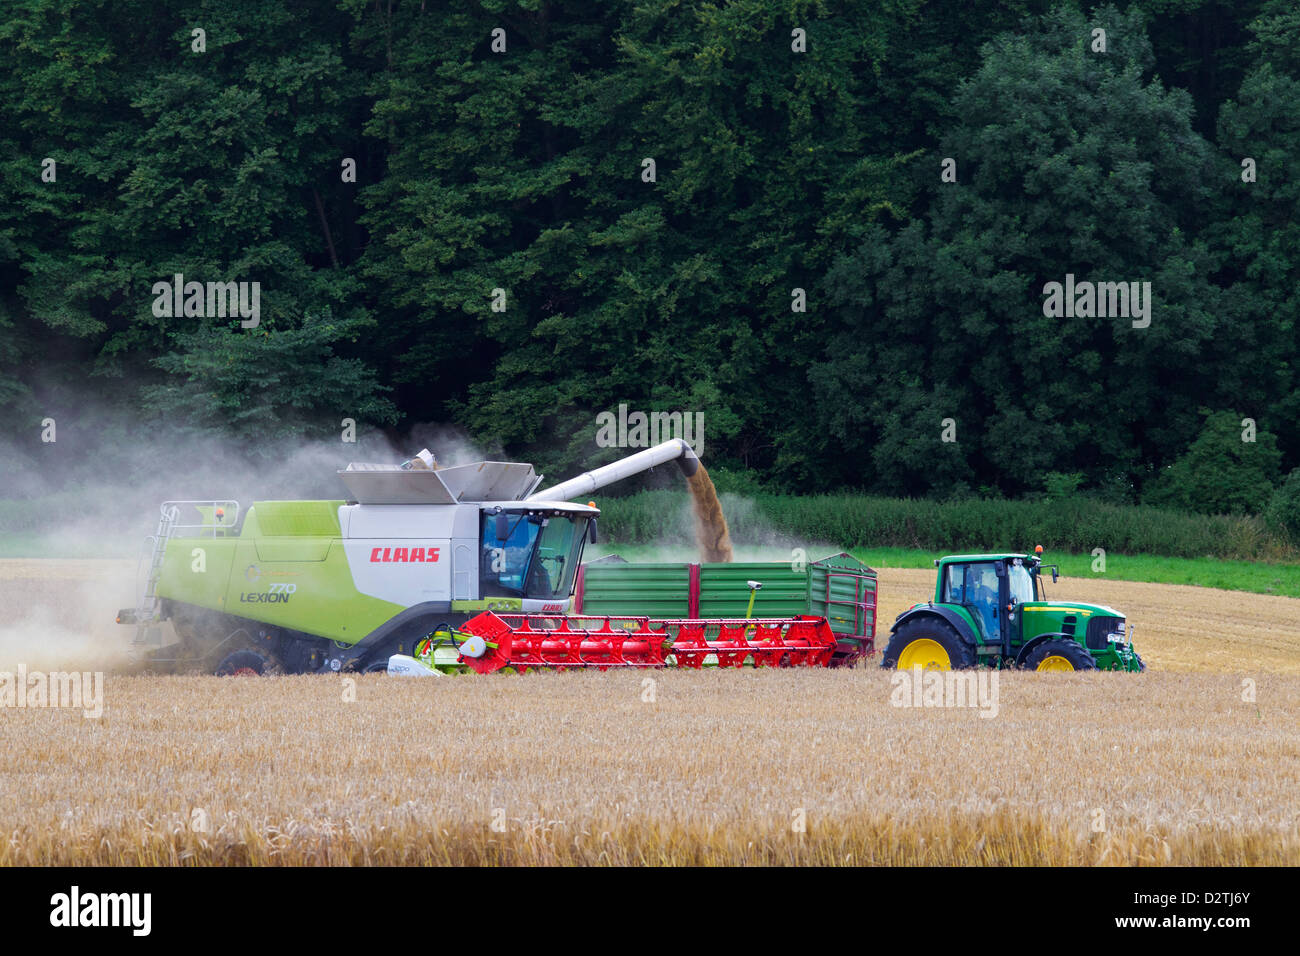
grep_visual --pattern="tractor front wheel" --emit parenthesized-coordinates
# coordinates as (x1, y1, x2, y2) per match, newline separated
(880, 618, 976, 670)
(1022, 638, 1097, 672)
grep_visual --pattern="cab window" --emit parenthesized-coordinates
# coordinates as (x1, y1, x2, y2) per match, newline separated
(480, 513, 541, 597)
(942, 561, 1001, 641)
(1008, 562, 1035, 605)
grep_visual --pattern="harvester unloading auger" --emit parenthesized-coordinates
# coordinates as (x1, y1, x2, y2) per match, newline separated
(117, 439, 832, 676)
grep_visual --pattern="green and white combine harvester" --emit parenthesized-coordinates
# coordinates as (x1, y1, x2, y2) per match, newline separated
(118, 440, 699, 675)
(117, 439, 1143, 675)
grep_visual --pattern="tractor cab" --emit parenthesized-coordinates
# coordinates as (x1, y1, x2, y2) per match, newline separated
(883, 550, 1144, 672)
(934, 553, 1042, 648)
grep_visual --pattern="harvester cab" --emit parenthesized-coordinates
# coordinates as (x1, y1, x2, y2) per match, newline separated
(880, 549, 1144, 672)
(118, 439, 699, 676)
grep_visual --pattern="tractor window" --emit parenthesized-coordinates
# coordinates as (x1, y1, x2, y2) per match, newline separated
(943, 562, 1001, 641)
(943, 562, 998, 605)
(1008, 563, 1034, 605)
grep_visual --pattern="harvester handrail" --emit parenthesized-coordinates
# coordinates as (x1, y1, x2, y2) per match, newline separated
(158, 499, 241, 537)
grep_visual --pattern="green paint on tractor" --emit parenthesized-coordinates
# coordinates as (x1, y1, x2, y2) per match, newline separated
(881, 551, 1144, 672)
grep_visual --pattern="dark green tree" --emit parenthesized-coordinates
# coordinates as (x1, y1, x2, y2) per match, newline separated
(1146, 410, 1281, 513)
(815, 5, 1225, 497)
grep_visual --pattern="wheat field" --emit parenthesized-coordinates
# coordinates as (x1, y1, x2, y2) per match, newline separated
(1, 559, 1298, 865)
(3, 671, 1297, 865)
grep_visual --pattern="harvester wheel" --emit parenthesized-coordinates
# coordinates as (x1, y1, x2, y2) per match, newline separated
(214, 649, 277, 677)
(1023, 638, 1097, 672)
(880, 618, 975, 670)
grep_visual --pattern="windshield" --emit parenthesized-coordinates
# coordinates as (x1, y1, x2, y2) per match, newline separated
(1008, 562, 1035, 604)
(480, 512, 587, 600)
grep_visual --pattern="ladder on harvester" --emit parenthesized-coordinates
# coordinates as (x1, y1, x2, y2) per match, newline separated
(129, 500, 239, 652)
(130, 503, 179, 650)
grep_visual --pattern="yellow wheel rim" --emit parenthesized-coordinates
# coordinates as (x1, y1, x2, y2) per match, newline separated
(898, 638, 951, 670)
(1037, 655, 1074, 672)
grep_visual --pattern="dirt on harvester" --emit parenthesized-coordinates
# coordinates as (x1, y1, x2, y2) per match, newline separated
(688, 465, 733, 563)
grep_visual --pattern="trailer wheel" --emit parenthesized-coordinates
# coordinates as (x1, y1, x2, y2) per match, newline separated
(1022, 638, 1097, 672)
(880, 617, 976, 670)
(214, 649, 277, 676)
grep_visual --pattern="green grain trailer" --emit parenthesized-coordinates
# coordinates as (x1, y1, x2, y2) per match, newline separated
(574, 552, 877, 665)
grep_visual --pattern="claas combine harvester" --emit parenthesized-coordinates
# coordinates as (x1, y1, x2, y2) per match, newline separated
(117, 440, 838, 675)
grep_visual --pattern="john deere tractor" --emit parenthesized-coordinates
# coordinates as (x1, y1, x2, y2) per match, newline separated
(880, 550, 1144, 672)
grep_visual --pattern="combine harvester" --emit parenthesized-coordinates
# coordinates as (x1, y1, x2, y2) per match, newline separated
(117, 440, 837, 675)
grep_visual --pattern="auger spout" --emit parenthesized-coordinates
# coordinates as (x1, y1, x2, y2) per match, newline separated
(528, 439, 699, 502)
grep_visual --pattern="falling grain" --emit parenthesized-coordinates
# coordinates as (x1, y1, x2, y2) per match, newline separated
(687, 466, 733, 563)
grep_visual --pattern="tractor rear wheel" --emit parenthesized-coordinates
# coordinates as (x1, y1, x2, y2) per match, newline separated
(880, 618, 976, 670)
(1023, 638, 1097, 672)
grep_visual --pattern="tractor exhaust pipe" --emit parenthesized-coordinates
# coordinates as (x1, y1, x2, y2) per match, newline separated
(528, 439, 699, 501)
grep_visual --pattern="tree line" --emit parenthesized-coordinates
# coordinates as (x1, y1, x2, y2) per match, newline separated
(1, 0, 1297, 524)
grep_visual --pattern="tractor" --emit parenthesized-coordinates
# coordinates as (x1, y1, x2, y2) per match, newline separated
(880, 549, 1144, 672)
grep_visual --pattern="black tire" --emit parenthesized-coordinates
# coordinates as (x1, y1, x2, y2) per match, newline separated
(879, 616, 977, 670)
(214, 648, 277, 676)
(363, 657, 391, 674)
(1022, 638, 1097, 672)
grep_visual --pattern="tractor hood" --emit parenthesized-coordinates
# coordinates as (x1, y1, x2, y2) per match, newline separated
(1020, 601, 1124, 619)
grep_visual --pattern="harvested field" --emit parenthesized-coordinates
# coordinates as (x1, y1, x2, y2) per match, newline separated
(0, 559, 1297, 865)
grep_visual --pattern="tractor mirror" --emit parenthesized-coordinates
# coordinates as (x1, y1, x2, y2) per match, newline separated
(588, 519, 598, 544)
(494, 513, 510, 542)
(1051, 567, 1059, 583)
